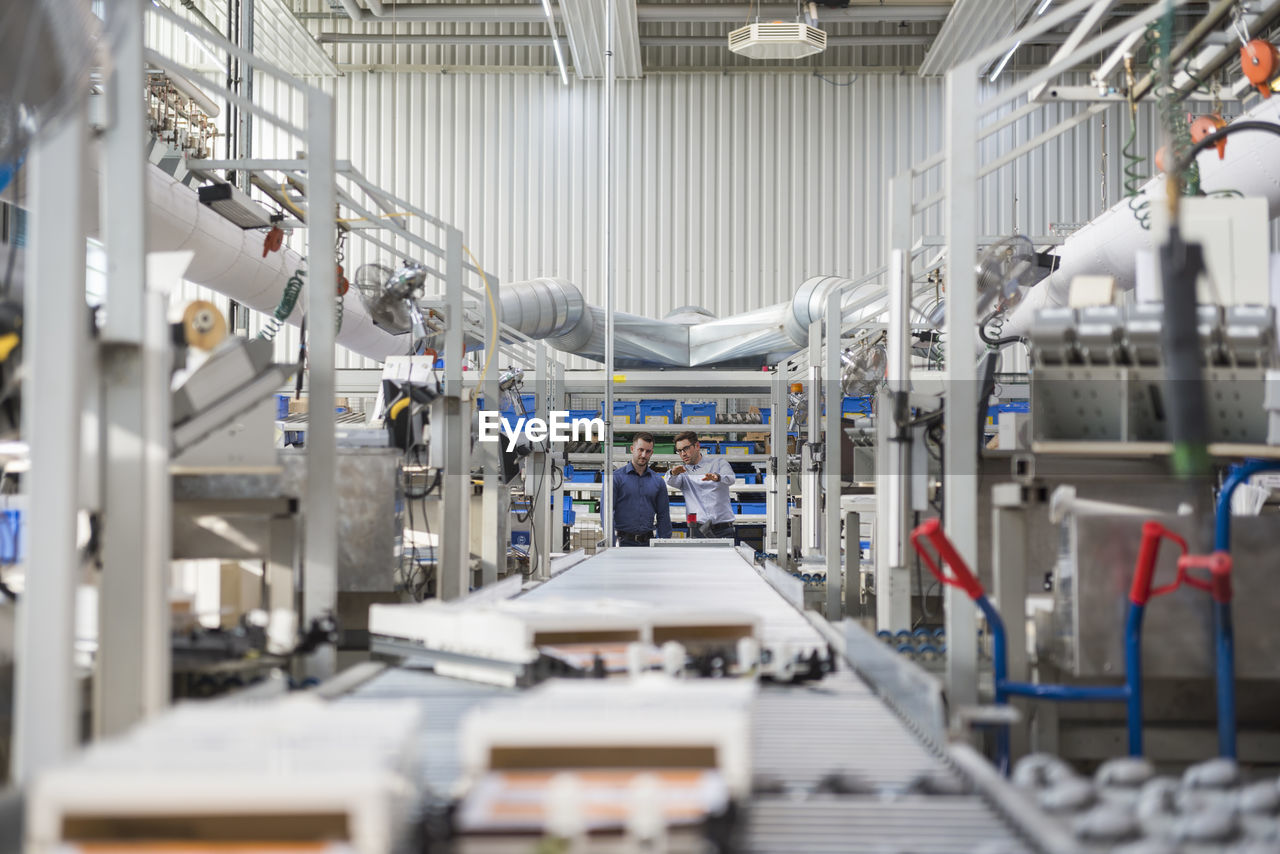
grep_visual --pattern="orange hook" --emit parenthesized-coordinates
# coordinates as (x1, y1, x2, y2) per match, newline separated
(1241, 39, 1279, 98)
(1189, 114, 1229, 159)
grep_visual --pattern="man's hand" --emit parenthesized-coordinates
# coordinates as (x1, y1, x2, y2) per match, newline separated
(702, 473, 720, 482)
(669, 465, 686, 476)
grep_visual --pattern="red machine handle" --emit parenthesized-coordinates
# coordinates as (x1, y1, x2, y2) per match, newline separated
(1177, 552, 1233, 605)
(909, 519, 986, 601)
(1130, 521, 1189, 605)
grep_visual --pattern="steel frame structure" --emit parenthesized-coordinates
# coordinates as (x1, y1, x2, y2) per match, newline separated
(886, 0, 1216, 710)
(14, 0, 342, 778)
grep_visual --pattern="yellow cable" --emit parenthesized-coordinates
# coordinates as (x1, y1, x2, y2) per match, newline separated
(463, 244, 498, 411)
(388, 396, 411, 421)
(277, 182, 307, 222)
(335, 211, 413, 224)
(0, 334, 18, 363)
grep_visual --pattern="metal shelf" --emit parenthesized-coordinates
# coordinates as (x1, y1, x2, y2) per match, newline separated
(568, 453, 770, 464)
(571, 512, 768, 524)
(611, 423, 772, 433)
(563, 483, 768, 494)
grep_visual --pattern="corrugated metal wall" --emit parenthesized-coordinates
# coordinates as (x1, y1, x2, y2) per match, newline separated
(328, 69, 1180, 325)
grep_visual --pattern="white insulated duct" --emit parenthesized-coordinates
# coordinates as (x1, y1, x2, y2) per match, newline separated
(96, 160, 409, 360)
(495, 274, 921, 367)
(1004, 95, 1280, 338)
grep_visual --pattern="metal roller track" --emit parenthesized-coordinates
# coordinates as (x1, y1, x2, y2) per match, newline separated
(344, 547, 1047, 851)
(744, 798, 1029, 853)
(517, 545, 826, 652)
(339, 665, 513, 796)
(754, 674, 956, 792)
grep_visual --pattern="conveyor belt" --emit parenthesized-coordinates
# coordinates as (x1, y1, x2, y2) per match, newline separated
(340, 665, 514, 796)
(348, 547, 1043, 852)
(518, 545, 826, 653)
(744, 798, 1028, 853)
(754, 673, 956, 792)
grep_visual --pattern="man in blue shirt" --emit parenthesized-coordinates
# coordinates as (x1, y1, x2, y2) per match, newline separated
(613, 432, 672, 546)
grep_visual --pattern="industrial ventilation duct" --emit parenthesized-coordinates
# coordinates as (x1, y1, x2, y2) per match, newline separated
(40, 92, 1280, 366)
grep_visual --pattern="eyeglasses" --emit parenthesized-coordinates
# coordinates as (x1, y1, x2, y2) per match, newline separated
(675, 444, 695, 453)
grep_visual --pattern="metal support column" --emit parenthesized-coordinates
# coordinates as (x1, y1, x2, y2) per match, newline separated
(882, 274, 914, 628)
(549, 358, 565, 567)
(877, 175, 915, 632)
(600, 0, 616, 547)
(440, 226, 471, 599)
(97, 0, 169, 737)
(768, 370, 787, 557)
(824, 288, 843, 619)
(303, 87, 338, 679)
(944, 67, 980, 711)
(802, 323, 822, 556)
(479, 284, 503, 587)
(533, 343, 553, 579)
(236, 0, 255, 192)
(992, 483, 1032, 759)
(844, 510, 862, 617)
(13, 105, 88, 783)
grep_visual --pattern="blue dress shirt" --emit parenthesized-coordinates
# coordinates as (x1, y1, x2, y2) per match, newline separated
(613, 462, 672, 538)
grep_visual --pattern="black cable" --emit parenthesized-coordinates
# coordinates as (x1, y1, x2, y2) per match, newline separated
(979, 308, 1024, 348)
(1170, 120, 1280, 179)
(2, 170, 21, 297)
(907, 404, 945, 429)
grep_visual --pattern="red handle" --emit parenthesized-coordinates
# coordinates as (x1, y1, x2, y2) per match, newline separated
(1129, 521, 1189, 605)
(1177, 552, 1233, 604)
(909, 519, 986, 601)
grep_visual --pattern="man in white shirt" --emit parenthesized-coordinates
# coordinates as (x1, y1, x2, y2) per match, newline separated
(666, 431, 737, 540)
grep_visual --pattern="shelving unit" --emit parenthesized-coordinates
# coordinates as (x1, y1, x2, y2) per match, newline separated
(568, 453, 771, 464)
(563, 483, 769, 494)
(610, 423, 774, 433)
(572, 512, 769, 525)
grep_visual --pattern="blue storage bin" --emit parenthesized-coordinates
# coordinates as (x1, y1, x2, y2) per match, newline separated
(567, 408, 599, 422)
(567, 469, 597, 483)
(759, 407, 770, 424)
(681, 401, 717, 425)
(609, 401, 637, 424)
(738, 501, 766, 515)
(563, 505, 577, 525)
(275, 394, 291, 419)
(722, 442, 753, 456)
(0, 509, 23, 564)
(639, 399, 677, 424)
(987, 399, 1030, 425)
(478, 393, 537, 415)
(842, 396, 873, 416)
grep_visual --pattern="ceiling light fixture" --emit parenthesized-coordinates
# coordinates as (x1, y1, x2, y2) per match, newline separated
(539, 0, 569, 84)
(989, 0, 1052, 82)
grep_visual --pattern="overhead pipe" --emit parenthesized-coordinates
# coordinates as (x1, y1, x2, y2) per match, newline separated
(318, 33, 560, 46)
(333, 0, 558, 23)
(319, 32, 939, 47)
(330, 1, 949, 23)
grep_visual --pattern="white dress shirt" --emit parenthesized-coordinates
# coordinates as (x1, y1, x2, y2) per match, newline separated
(665, 453, 737, 524)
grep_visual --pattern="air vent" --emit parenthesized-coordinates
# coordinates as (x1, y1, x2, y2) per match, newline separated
(727, 22, 827, 59)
